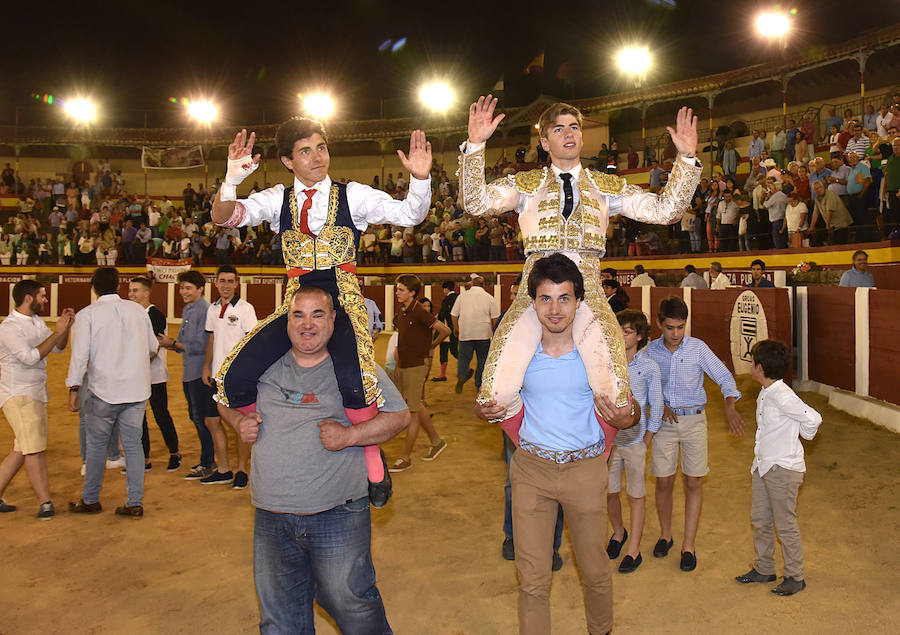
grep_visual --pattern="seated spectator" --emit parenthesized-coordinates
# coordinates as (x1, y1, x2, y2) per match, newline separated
(747, 259, 775, 288)
(631, 230, 663, 256)
(839, 250, 875, 288)
(709, 261, 730, 289)
(602, 279, 629, 313)
(630, 264, 655, 287)
(680, 264, 708, 289)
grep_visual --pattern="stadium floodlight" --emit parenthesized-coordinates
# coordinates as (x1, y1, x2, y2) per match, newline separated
(756, 12, 790, 38)
(616, 46, 652, 76)
(187, 100, 218, 124)
(64, 98, 97, 123)
(418, 81, 455, 114)
(301, 93, 336, 120)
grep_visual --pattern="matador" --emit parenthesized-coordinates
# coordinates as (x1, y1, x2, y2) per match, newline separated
(459, 97, 701, 431)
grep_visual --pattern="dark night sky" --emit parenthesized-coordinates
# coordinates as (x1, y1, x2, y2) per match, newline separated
(1, 0, 894, 127)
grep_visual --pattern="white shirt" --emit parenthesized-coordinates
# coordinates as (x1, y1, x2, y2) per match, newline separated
(752, 379, 821, 476)
(785, 202, 809, 232)
(710, 272, 731, 290)
(205, 297, 258, 375)
(147, 209, 160, 227)
(0, 310, 61, 407)
(227, 175, 431, 233)
(631, 273, 656, 287)
(450, 286, 499, 341)
(66, 295, 158, 404)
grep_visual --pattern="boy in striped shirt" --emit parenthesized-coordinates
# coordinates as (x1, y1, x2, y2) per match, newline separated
(644, 296, 745, 572)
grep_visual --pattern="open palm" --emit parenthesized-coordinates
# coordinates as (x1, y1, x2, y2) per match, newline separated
(397, 130, 433, 180)
(468, 94, 505, 145)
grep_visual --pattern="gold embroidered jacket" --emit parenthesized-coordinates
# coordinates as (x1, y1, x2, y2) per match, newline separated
(457, 145, 702, 255)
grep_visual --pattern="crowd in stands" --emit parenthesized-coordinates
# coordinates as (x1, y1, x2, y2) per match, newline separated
(2, 96, 898, 267)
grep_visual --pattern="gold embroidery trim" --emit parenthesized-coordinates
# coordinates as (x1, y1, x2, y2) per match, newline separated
(335, 267, 383, 407)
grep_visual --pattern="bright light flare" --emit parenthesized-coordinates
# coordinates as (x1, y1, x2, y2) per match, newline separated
(616, 47, 652, 75)
(187, 100, 218, 124)
(756, 12, 790, 37)
(64, 98, 96, 123)
(418, 81, 455, 113)
(301, 93, 336, 119)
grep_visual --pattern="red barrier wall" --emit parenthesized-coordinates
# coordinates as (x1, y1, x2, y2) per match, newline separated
(806, 287, 855, 392)
(868, 290, 900, 405)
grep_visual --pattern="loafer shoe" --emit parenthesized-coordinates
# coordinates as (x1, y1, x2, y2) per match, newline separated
(606, 530, 628, 559)
(552, 552, 563, 571)
(653, 537, 674, 558)
(680, 551, 697, 572)
(115, 504, 144, 518)
(736, 568, 777, 584)
(69, 500, 102, 514)
(772, 577, 806, 596)
(618, 554, 643, 573)
(502, 538, 515, 561)
(368, 451, 393, 508)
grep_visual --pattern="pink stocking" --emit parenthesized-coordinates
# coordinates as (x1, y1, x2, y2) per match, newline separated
(345, 404, 384, 482)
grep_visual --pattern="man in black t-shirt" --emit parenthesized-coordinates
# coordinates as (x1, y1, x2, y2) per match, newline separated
(128, 277, 181, 471)
(432, 280, 459, 381)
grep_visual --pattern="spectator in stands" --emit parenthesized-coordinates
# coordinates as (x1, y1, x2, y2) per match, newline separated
(709, 261, 730, 289)
(845, 152, 872, 242)
(631, 264, 655, 287)
(747, 259, 775, 288)
(762, 181, 788, 250)
(794, 131, 809, 167)
(680, 264, 708, 289)
(810, 180, 853, 245)
(808, 158, 832, 202)
(763, 158, 782, 182)
(771, 126, 786, 169)
(721, 141, 739, 177)
(883, 137, 900, 237)
(863, 105, 878, 133)
(785, 190, 809, 249)
(793, 164, 811, 203)
(840, 108, 856, 132)
(785, 119, 799, 162)
(717, 190, 740, 252)
(0, 232, 11, 266)
(627, 146, 639, 170)
(648, 160, 663, 193)
(749, 131, 764, 160)
(828, 124, 841, 158)
(602, 279, 629, 313)
(824, 107, 842, 134)
(839, 250, 875, 288)
(845, 123, 871, 160)
(876, 104, 896, 138)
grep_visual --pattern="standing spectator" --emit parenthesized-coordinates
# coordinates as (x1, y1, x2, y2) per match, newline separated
(717, 190, 740, 252)
(784, 191, 809, 249)
(156, 271, 217, 479)
(785, 119, 799, 162)
(845, 123, 871, 159)
(845, 152, 873, 241)
(363, 297, 384, 338)
(838, 250, 875, 288)
(201, 265, 258, 487)
(793, 131, 809, 167)
(0, 282, 73, 519)
(770, 126, 786, 169)
(432, 281, 459, 382)
(810, 181, 853, 245)
(630, 264, 655, 287)
(824, 107, 842, 134)
(762, 182, 789, 249)
(387, 275, 450, 472)
(808, 157, 832, 201)
(183, 183, 196, 213)
(627, 146, 639, 170)
(66, 268, 158, 517)
(749, 131, 764, 160)
(648, 160, 663, 192)
(128, 278, 181, 472)
(489, 218, 506, 261)
(882, 137, 900, 236)
(451, 275, 499, 395)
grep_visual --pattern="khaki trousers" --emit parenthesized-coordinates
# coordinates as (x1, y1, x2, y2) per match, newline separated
(511, 448, 612, 635)
(751, 466, 805, 580)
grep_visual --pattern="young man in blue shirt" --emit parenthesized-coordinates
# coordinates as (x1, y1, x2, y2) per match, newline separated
(477, 253, 636, 635)
(644, 296, 744, 572)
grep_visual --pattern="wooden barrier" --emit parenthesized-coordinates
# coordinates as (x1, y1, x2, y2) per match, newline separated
(805, 287, 856, 393)
(868, 291, 900, 405)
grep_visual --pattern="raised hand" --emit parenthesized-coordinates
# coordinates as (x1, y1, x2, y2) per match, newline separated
(468, 95, 505, 145)
(666, 107, 699, 158)
(228, 129, 260, 164)
(397, 130, 433, 180)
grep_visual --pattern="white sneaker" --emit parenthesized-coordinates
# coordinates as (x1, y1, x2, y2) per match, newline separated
(80, 464, 86, 476)
(106, 458, 126, 469)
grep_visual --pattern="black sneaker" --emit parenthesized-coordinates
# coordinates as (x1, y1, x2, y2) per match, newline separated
(200, 470, 234, 485)
(36, 502, 55, 520)
(0, 499, 16, 513)
(166, 454, 182, 472)
(502, 538, 515, 561)
(680, 551, 697, 572)
(232, 471, 249, 489)
(653, 537, 674, 558)
(368, 450, 392, 508)
(606, 530, 628, 560)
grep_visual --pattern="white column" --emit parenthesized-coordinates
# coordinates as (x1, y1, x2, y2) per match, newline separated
(50, 283, 59, 319)
(275, 282, 284, 306)
(774, 270, 787, 287)
(683, 286, 692, 337)
(493, 283, 502, 313)
(424, 284, 432, 301)
(854, 287, 870, 397)
(795, 286, 809, 381)
(384, 285, 395, 331)
(204, 285, 212, 303)
(641, 286, 651, 321)
(240, 281, 248, 301)
(167, 283, 176, 321)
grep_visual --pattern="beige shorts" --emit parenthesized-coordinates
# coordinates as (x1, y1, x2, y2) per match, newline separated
(651, 412, 709, 478)
(2, 395, 48, 455)
(397, 365, 427, 412)
(608, 442, 648, 498)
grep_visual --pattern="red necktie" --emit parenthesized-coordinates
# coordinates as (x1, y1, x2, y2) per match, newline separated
(299, 189, 316, 236)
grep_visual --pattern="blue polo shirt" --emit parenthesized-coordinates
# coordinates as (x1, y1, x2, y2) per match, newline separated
(809, 168, 832, 201)
(519, 343, 602, 452)
(846, 163, 871, 196)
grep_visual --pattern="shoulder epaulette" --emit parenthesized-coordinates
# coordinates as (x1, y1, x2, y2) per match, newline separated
(511, 168, 547, 195)
(585, 169, 628, 195)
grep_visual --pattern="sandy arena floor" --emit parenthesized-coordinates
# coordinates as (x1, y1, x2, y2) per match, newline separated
(2, 328, 899, 634)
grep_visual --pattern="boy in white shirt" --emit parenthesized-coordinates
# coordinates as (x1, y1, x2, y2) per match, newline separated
(736, 339, 821, 596)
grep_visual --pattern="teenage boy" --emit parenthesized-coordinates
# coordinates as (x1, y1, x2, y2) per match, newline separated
(736, 339, 821, 596)
(606, 310, 663, 573)
(644, 296, 744, 572)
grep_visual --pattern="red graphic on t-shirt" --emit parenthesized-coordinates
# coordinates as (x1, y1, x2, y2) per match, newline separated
(300, 393, 318, 404)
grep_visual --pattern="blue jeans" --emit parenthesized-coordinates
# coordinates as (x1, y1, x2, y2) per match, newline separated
(503, 432, 563, 550)
(183, 379, 216, 467)
(457, 339, 490, 390)
(78, 384, 120, 462)
(82, 393, 146, 507)
(771, 219, 787, 249)
(254, 501, 391, 635)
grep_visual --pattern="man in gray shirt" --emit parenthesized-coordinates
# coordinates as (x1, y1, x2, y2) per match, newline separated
(218, 285, 409, 634)
(680, 264, 709, 289)
(762, 183, 789, 249)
